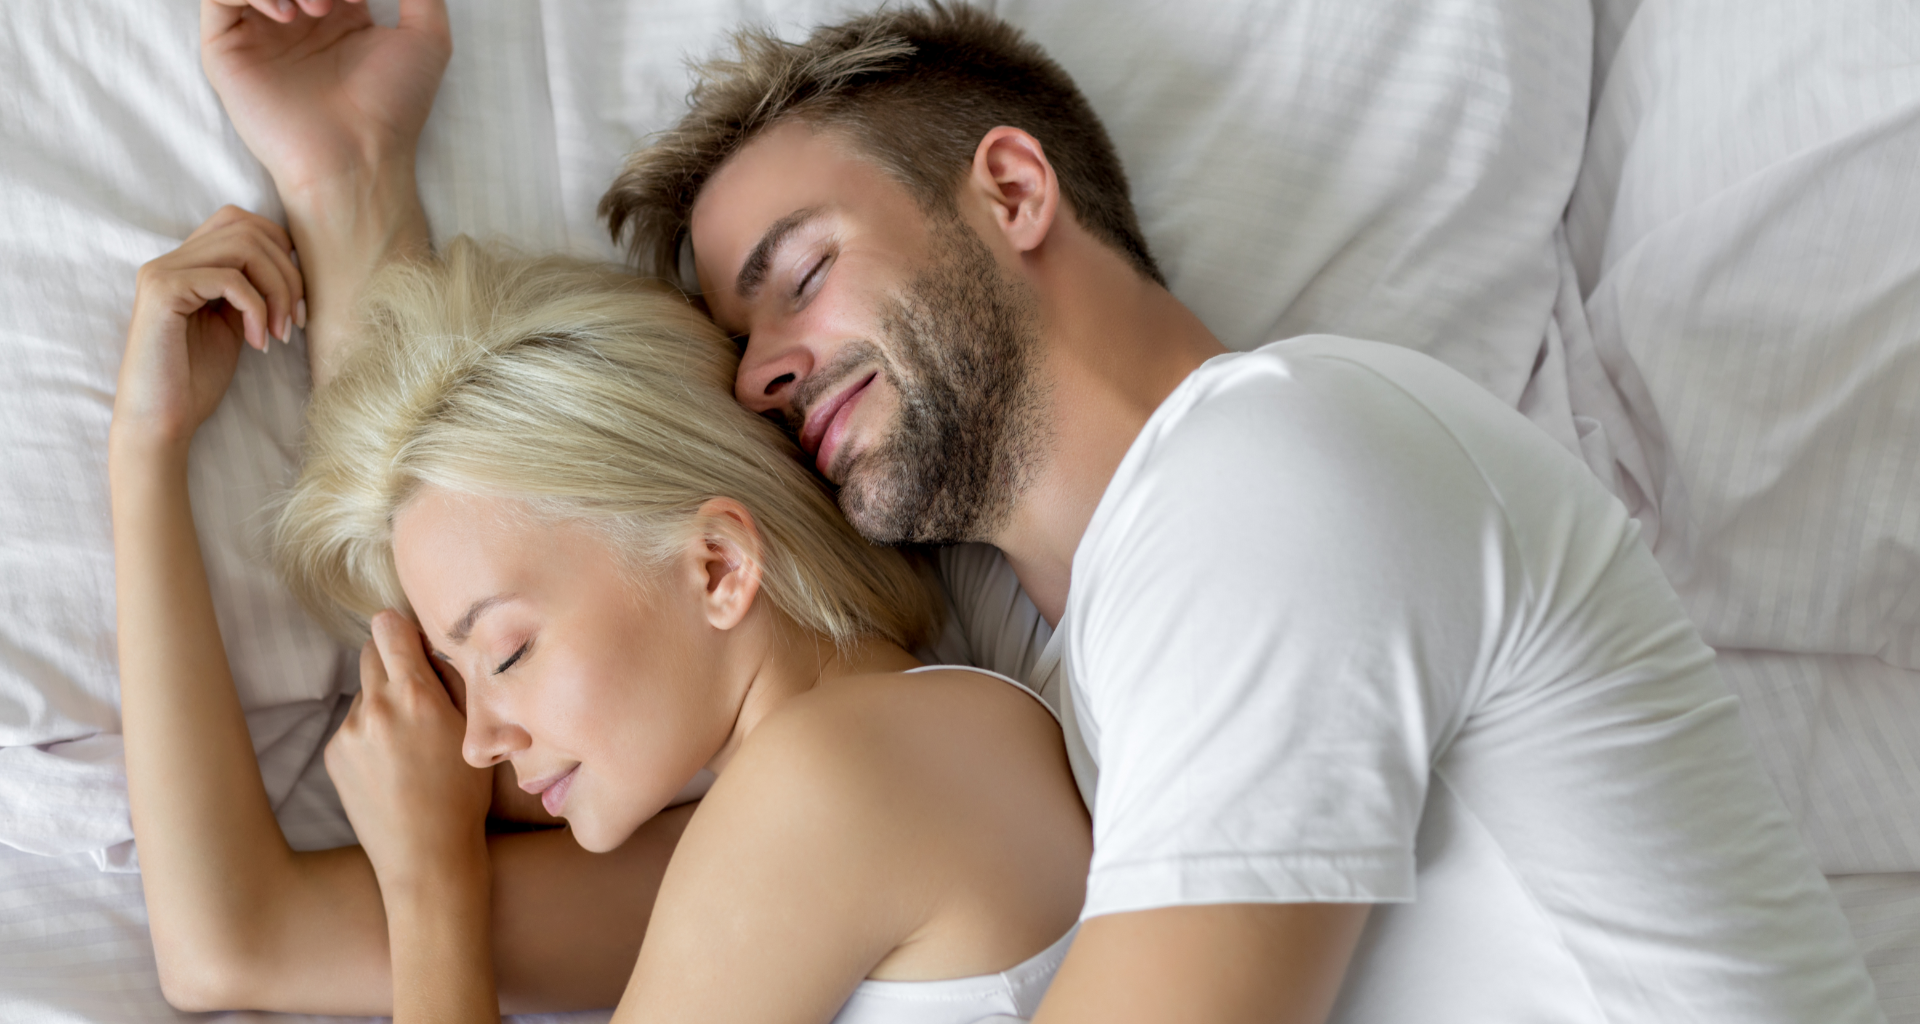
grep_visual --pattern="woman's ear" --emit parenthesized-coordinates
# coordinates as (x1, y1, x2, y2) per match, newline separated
(689, 498, 765, 631)
(967, 126, 1059, 255)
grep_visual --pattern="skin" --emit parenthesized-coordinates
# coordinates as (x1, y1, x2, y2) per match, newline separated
(191, 0, 1372, 1019)
(114, 208, 1091, 1024)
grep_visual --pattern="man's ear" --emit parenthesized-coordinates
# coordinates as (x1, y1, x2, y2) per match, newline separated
(967, 126, 1059, 255)
(688, 497, 765, 631)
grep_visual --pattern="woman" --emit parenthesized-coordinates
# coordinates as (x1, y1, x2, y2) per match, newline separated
(112, 205, 1090, 1022)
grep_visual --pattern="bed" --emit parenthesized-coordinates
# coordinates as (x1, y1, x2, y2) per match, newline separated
(1, 0, 1914, 1020)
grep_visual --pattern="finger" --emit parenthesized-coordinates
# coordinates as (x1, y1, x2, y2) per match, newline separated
(430, 649, 470, 716)
(208, 206, 296, 256)
(334, 685, 368, 738)
(202, 0, 254, 40)
(398, 0, 450, 44)
(233, 222, 303, 342)
(202, 0, 297, 34)
(370, 611, 435, 695)
(174, 267, 271, 350)
(178, 217, 303, 343)
(359, 637, 390, 697)
(185, 204, 253, 242)
(295, 0, 333, 18)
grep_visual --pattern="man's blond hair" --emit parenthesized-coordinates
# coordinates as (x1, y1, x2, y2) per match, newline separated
(599, 2, 1161, 287)
(275, 238, 937, 649)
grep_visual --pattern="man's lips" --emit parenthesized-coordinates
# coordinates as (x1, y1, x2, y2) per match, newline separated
(799, 371, 877, 475)
(521, 764, 579, 817)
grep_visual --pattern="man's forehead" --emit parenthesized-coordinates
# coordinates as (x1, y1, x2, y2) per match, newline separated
(688, 122, 897, 261)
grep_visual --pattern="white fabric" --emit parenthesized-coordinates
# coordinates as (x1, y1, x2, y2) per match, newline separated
(1567, 0, 1920, 873)
(1044, 336, 1876, 1021)
(1832, 873, 1920, 1024)
(828, 926, 1074, 1024)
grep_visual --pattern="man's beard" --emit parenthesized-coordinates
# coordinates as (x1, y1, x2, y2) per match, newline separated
(808, 218, 1047, 546)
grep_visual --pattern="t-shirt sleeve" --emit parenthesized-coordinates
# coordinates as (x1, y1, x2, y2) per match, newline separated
(1068, 352, 1518, 918)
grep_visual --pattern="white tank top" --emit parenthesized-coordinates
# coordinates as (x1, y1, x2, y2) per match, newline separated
(826, 665, 1076, 1024)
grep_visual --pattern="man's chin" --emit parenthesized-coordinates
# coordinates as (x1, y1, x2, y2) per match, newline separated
(836, 460, 926, 545)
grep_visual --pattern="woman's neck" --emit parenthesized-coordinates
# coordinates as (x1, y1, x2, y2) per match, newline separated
(703, 610, 920, 776)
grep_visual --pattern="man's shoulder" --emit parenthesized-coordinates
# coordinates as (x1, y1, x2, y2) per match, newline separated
(1103, 336, 1501, 528)
(1162, 335, 1494, 446)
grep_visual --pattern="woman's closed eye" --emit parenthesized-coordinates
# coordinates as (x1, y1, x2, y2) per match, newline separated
(493, 641, 530, 676)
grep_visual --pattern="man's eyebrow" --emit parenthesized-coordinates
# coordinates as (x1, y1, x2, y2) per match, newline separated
(445, 594, 509, 646)
(735, 207, 823, 301)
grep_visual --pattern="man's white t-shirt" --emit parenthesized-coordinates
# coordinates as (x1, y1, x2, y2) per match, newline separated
(936, 337, 1880, 1023)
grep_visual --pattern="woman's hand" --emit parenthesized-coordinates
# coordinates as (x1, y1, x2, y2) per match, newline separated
(200, 0, 450, 198)
(112, 205, 303, 456)
(328, 610, 501, 1024)
(327, 610, 495, 891)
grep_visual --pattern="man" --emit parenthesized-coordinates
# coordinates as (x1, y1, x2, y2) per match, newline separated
(197, 0, 1881, 1020)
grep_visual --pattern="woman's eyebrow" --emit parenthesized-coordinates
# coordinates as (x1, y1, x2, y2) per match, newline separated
(445, 594, 510, 645)
(736, 206, 823, 300)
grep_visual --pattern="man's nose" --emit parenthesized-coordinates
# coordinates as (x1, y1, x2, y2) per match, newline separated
(462, 698, 529, 770)
(734, 324, 815, 417)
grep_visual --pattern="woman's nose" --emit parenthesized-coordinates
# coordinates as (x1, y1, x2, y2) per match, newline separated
(462, 698, 529, 769)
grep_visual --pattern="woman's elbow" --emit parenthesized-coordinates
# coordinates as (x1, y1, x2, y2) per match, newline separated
(151, 929, 269, 1012)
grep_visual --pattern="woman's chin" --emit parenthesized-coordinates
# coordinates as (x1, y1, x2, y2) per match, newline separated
(564, 806, 651, 854)
(567, 818, 624, 854)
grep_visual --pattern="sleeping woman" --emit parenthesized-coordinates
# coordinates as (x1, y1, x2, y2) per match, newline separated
(109, 205, 1090, 1022)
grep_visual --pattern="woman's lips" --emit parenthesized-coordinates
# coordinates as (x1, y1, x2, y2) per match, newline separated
(814, 373, 876, 476)
(537, 765, 579, 817)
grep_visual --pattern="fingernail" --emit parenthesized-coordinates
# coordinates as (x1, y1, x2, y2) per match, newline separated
(275, 0, 294, 17)
(280, 314, 293, 341)
(295, 298, 307, 330)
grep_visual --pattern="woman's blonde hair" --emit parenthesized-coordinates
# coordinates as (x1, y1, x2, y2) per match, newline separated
(275, 237, 937, 649)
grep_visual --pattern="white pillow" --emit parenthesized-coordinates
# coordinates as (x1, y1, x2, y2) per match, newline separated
(1567, 0, 1920, 871)
(546, 0, 1591, 400)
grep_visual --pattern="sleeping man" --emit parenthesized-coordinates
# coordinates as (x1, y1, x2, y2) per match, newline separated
(188, 0, 1882, 1020)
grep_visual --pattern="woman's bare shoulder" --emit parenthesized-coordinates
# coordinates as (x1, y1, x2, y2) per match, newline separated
(719, 668, 1061, 817)
(683, 667, 1089, 979)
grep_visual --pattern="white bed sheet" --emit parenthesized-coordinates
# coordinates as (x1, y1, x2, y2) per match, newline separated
(1570, 0, 1920, 875)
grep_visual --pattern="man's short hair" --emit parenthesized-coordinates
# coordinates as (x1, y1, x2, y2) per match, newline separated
(598, 2, 1164, 287)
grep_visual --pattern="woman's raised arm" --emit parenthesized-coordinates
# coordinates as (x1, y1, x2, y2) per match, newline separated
(109, 206, 687, 1016)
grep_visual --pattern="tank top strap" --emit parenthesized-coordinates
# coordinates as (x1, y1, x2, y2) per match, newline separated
(904, 664, 1062, 727)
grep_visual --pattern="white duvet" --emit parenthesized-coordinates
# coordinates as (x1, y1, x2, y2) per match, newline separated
(1, 0, 1915, 1021)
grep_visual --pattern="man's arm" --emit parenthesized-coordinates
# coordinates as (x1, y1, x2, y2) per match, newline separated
(200, 0, 446, 385)
(1034, 904, 1369, 1024)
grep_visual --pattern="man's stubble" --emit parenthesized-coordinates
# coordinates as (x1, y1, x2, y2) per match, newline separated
(826, 217, 1050, 546)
